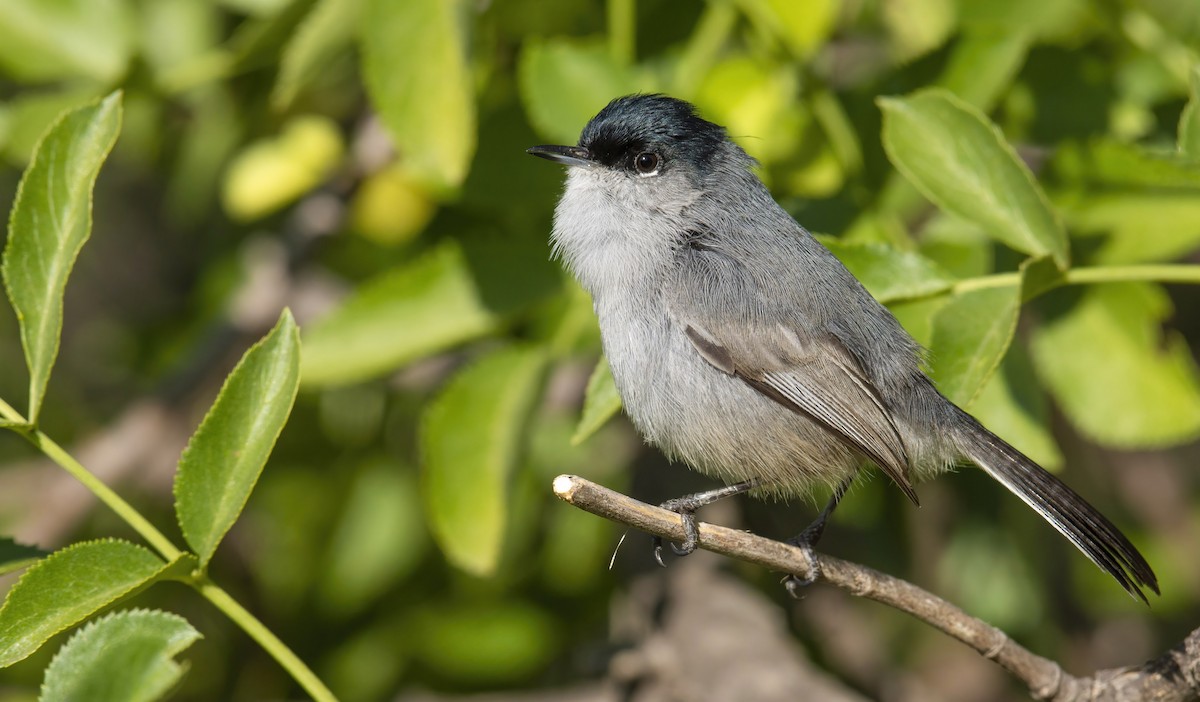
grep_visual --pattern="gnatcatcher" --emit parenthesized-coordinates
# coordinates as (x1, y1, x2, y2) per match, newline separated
(528, 94, 1157, 600)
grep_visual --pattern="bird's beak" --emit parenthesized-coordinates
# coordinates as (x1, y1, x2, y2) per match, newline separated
(526, 144, 594, 168)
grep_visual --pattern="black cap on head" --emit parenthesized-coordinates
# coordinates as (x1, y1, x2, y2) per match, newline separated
(578, 94, 728, 170)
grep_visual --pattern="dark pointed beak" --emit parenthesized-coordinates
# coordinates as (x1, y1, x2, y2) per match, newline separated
(526, 144, 594, 167)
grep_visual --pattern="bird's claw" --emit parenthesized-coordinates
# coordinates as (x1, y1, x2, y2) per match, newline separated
(652, 536, 668, 567)
(781, 538, 821, 599)
(652, 506, 699, 566)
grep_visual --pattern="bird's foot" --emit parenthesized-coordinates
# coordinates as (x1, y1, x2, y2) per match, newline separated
(780, 475, 854, 597)
(648, 480, 759, 567)
(781, 535, 822, 598)
(652, 498, 700, 567)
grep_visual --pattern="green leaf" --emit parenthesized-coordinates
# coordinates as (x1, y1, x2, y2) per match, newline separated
(1031, 283, 1200, 448)
(175, 310, 300, 568)
(810, 89, 863, 174)
(519, 38, 646, 145)
(300, 242, 502, 387)
(0, 538, 46, 576)
(40, 610, 200, 702)
(917, 215, 994, 279)
(819, 237, 956, 303)
(0, 540, 168, 668)
(695, 56, 804, 167)
(271, 0, 364, 109)
(421, 346, 547, 576)
(412, 601, 557, 683)
(734, 0, 839, 58)
(882, 0, 955, 61)
(1061, 193, 1200, 264)
(879, 89, 1069, 269)
(956, 0, 1086, 38)
(571, 357, 622, 446)
(970, 344, 1062, 470)
(928, 284, 1022, 408)
(1181, 67, 1200, 159)
(0, 0, 134, 83)
(361, 0, 475, 192)
(2, 92, 122, 424)
(1052, 139, 1200, 191)
(938, 31, 1031, 112)
(317, 459, 427, 617)
(227, 0, 319, 71)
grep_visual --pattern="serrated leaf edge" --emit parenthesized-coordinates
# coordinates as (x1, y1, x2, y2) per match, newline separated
(40, 608, 201, 702)
(0, 538, 168, 668)
(1, 91, 123, 423)
(173, 310, 300, 568)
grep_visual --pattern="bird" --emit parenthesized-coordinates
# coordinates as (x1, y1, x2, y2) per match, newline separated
(527, 93, 1158, 601)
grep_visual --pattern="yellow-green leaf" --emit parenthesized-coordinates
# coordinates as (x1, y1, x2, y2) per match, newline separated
(421, 347, 547, 575)
(880, 89, 1068, 269)
(1031, 283, 1200, 447)
(571, 357, 622, 446)
(175, 310, 300, 568)
(0, 0, 134, 83)
(970, 344, 1063, 470)
(938, 31, 1030, 112)
(929, 284, 1022, 407)
(301, 242, 503, 387)
(821, 237, 956, 303)
(735, 0, 839, 58)
(40, 610, 201, 702)
(2, 91, 122, 423)
(361, 0, 475, 191)
(1179, 65, 1200, 159)
(0, 540, 168, 668)
(519, 38, 646, 145)
(271, 0, 364, 109)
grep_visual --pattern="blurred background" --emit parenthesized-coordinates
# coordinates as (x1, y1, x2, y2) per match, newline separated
(1, 0, 1200, 700)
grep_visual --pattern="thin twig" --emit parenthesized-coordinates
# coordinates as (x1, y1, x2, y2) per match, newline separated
(552, 474, 1200, 701)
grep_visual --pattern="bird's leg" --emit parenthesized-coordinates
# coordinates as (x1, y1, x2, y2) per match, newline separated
(783, 473, 855, 597)
(653, 479, 760, 566)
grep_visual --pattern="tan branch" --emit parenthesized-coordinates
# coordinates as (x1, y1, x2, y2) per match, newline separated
(552, 474, 1199, 701)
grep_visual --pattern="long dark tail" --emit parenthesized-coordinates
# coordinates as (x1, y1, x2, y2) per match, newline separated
(951, 407, 1159, 602)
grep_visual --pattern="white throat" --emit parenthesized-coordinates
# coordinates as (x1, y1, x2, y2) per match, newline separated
(550, 166, 697, 301)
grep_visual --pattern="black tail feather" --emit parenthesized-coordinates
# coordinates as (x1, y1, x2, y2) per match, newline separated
(953, 409, 1158, 603)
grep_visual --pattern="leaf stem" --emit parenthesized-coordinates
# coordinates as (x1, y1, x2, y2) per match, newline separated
(0, 397, 339, 700)
(949, 263, 1200, 296)
(197, 579, 339, 702)
(0, 397, 181, 561)
(608, 0, 635, 65)
(1063, 264, 1200, 286)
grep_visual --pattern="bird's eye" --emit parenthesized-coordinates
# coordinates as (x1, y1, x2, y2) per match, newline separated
(634, 151, 660, 175)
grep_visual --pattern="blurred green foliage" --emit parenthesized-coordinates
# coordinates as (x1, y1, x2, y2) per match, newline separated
(1, 0, 1200, 700)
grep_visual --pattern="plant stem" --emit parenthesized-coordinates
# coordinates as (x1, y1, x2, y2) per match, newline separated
(197, 579, 339, 702)
(1064, 264, 1200, 286)
(0, 397, 182, 560)
(949, 263, 1200, 296)
(608, 0, 635, 65)
(0, 397, 339, 700)
(949, 271, 1022, 294)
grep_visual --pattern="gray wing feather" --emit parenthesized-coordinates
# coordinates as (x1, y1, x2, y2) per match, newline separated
(683, 322, 919, 504)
